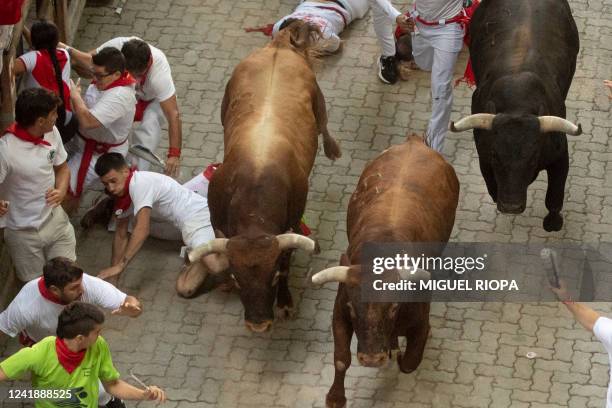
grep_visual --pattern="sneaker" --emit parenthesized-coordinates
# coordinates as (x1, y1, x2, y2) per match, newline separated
(378, 55, 398, 84)
(104, 397, 126, 408)
(80, 196, 115, 229)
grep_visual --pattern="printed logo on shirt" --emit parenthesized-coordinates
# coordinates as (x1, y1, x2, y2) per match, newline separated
(81, 367, 91, 377)
(115, 209, 123, 216)
(47, 149, 56, 163)
(54, 386, 87, 408)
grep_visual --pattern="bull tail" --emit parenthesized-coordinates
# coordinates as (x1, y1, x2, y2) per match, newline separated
(273, 20, 322, 67)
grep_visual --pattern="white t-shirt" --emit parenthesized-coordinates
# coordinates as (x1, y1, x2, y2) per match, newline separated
(0, 126, 67, 230)
(593, 317, 612, 408)
(273, 1, 350, 45)
(96, 37, 176, 103)
(0, 274, 126, 342)
(81, 83, 136, 144)
(18, 49, 73, 125)
(118, 171, 210, 231)
(416, 0, 463, 23)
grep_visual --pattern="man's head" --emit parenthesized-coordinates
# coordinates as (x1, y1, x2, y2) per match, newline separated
(92, 47, 126, 91)
(15, 88, 60, 133)
(44, 257, 85, 303)
(30, 20, 59, 51)
(95, 153, 130, 197)
(120, 39, 151, 80)
(56, 302, 105, 349)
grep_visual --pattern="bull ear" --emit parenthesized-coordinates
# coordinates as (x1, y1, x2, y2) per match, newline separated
(397, 268, 431, 281)
(486, 101, 496, 114)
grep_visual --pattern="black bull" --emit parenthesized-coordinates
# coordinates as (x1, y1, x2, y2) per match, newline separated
(450, 0, 581, 232)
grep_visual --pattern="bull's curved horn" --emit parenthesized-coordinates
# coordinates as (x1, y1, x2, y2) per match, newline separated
(312, 266, 350, 285)
(187, 238, 229, 263)
(277, 233, 316, 252)
(538, 116, 582, 136)
(449, 114, 496, 132)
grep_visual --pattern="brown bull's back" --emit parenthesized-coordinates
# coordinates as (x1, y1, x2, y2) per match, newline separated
(346, 136, 459, 260)
(222, 44, 320, 177)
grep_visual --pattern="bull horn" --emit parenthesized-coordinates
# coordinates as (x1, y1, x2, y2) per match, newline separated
(538, 116, 582, 136)
(312, 266, 350, 285)
(277, 233, 316, 252)
(449, 114, 496, 132)
(187, 238, 229, 263)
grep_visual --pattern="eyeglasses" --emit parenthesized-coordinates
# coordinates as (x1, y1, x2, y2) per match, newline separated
(92, 70, 114, 80)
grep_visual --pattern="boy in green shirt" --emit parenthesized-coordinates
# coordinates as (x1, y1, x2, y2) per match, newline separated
(0, 301, 165, 407)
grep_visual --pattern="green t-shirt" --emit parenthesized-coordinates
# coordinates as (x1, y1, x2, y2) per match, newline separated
(0, 336, 120, 408)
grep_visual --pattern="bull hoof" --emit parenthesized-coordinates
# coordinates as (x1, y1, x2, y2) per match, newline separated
(276, 304, 295, 320)
(326, 393, 347, 408)
(396, 352, 417, 374)
(543, 212, 563, 232)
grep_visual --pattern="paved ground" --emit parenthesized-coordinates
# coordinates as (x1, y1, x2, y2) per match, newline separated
(2, 0, 612, 407)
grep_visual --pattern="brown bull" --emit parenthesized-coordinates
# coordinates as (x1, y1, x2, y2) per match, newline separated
(312, 136, 459, 407)
(176, 21, 341, 333)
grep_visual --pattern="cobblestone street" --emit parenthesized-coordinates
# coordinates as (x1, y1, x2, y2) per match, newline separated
(2, 0, 612, 407)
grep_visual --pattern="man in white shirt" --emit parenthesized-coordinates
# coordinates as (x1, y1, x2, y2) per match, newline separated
(552, 283, 612, 408)
(0, 257, 142, 407)
(92, 153, 225, 286)
(269, 0, 405, 84)
(67, 37, 182, 177)
(398, 0, 466, 152)
(62, 47, 136, 215)
(272, 0, 370, 54)
(0, 88, 75, 282)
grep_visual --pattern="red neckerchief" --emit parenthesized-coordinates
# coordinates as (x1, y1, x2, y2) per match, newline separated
(113, 167, 137, 215)
(3, 122, 51, 146)
(37, 277, 68, 305)
(55, 338, 86, 374)
(102, 71, 136, 90)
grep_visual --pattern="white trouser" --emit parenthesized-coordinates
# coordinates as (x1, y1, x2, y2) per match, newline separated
(99, 381, 111, 405)
(340, 0, 369, 20)
(369, 0, 398, 56)
(130, 101, 165, 171)
(412, 22, 463, 153)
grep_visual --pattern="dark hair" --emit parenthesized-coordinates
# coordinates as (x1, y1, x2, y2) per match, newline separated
(92, 47, 126, 76)
(57, 302, 105, 339)
(30, 20, 66, 127)
(43, 257, 84, 290)
(15, 88, 61, 127)
(95, 152, 129, 177)
(120, 39, 151, 73)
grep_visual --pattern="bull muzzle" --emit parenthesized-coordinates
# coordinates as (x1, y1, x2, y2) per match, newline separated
(357, 351, 389, 368)
(245, 320, 273, 333)
(497, 201, 526, 214)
